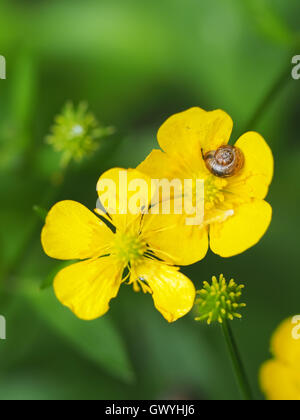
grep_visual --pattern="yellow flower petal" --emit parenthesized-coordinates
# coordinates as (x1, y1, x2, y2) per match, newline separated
(157, 107, 233, 167)
(210, 200, 272, 257)
(228, 132, 274, 200)
(143, 212, 209, 265)
(42, 201, 114, 260)
(137, 149, 188, 180)
(260, 360, 300, 401)
(271, 318, 300, 368)
(97, 168, 154, 232)
(133, 260, 196, 322)
(54, 257, 124, 320)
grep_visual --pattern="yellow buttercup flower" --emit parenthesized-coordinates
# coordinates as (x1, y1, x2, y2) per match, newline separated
(41, 168, 196, 322)
(138, 107, 274, 263)
(260, 318, 300, 400)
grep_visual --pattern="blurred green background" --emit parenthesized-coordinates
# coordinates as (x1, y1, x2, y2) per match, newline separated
(0, 0, 299, 400)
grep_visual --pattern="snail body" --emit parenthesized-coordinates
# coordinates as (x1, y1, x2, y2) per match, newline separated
(204, 145, 244, 178)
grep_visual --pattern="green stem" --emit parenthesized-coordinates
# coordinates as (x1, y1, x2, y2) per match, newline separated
(243, 62, 292, 133)
(221, 319, 253, 401)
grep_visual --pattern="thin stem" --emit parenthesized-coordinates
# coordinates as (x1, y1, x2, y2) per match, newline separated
(242, 63, 292, 133)
(221, 319, 253, 401)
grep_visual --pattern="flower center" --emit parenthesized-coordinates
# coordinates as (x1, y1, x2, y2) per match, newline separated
(204, 175, 227, 210)
(113, 231, 146, 265)
(71, 124, 85, 138)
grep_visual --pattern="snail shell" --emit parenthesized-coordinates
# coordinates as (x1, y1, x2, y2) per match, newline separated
(204, 145, 244, 178)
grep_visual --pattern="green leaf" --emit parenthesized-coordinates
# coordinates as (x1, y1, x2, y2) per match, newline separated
(23, 282, 135, 383)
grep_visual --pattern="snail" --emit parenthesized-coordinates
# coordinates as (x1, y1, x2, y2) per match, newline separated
(203, 145, 244, 178)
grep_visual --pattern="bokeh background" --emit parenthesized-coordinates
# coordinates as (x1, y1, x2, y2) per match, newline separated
(0, 0, 299, 400)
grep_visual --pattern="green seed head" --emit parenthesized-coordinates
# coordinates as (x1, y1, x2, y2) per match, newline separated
(46, 102, 115, 167)
(195, 274, 246, 325)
